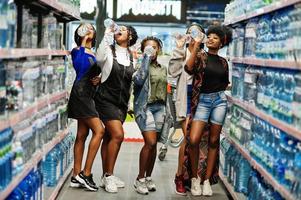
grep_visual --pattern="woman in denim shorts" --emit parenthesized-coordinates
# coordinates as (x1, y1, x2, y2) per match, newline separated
(132, 36, 167, 195)
(168, 23, 206, 196)
(184, 25, 232, 196)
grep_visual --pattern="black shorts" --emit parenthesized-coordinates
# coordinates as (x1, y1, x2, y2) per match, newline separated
(95, 100, 127, 123)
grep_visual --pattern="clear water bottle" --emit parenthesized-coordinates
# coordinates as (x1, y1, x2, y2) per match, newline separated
(144, 45, 156, 57)
(244, 18, 258, 57)
(104, 18, 119, 34)
(189, 27, 206, 43)
(77, 23, 89, 37)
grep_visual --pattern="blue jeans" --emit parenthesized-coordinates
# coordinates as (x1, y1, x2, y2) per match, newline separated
(193, 91, 228, 125)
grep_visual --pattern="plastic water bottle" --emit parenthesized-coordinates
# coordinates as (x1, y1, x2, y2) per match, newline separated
(42, 147, 59, 187)
(104, 18, 119, 34)
(18, 173, 34, 200)
(77, 23, 89, 37)
(244, 18, 258, 57)
(144, 45, 156, 57)
(7, 186, 24, 199)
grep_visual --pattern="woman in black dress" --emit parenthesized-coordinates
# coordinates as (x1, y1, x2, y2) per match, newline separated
(95, 24, 138, 193)
(67, 23, 104, 191)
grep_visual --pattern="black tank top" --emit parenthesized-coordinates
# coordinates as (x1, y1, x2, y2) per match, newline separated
(97, 46, 135, 109)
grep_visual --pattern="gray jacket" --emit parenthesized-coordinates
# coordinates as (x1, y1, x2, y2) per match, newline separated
(168, 47, 190, 121)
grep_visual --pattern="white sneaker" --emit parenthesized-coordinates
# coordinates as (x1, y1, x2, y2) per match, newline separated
(112, 175, 125, 188)
(100, 175, 125, 188)
(191, 176, 202, 196)
(99, 176, 105, 188)
(103, 175, 118, 193)
(134, 178, 149, 195)
(145, 177, 156, 191)
(202, 179, 213, 196)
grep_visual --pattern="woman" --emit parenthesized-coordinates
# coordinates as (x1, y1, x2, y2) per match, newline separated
(184, 25, 232, 196)
(168, 23, 205, 196)
(132, 36, 166, 195)
(95, 23, 138, 193)
(68, 23, 105, 192)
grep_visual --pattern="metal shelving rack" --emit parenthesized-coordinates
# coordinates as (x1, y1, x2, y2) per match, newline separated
(0, 0, 80, 199)
(220, 1, 301, 200)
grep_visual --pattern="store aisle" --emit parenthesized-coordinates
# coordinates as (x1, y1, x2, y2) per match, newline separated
(57, 142, 230, 200)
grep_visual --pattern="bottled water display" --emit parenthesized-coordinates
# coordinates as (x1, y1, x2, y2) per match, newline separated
(225, 0, 282, 23)
(227, 4, 301, 62)
(224, 105, 301, 198)
(231, 64, 299, 125)
(0, 0, 17, 49)
(42, 134, 74, 187)
(7, 167, 44, 200)
(247, 170, 284, 200)
(0, 128, 13, 191)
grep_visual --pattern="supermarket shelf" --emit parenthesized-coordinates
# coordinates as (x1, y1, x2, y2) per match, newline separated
(34, 0, 80, 21)
(0, 49, 70, 59)
(224, 0, 301, 25)
(226, 136, 295, 200)
(219, 169, 246, 200)
(231, 57, 301, 70)
(45, 165, 72, 200)
(0, 91, 68, 131)
(226, 95, 301, 141)
(0, 128, 70, 200)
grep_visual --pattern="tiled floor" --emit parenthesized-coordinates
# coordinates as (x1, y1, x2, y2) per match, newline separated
(57, 142, 230, 200)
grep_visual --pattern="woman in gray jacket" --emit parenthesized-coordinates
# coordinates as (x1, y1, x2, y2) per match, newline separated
(168, 23, 205, 196)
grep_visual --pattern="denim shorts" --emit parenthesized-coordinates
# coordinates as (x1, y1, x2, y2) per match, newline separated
(193, 91, 228, 125)
(136, 103, 165, 133)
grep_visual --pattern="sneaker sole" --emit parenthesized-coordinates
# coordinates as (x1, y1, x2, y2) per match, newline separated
(75, 176, 98, 192)
(133, 184, 148, 195)
(191, 191, 202, 196)
(174, 188, 187, 196)
(70, 182, 83, 188)
(104, 187, 118, 193)
(148, 188, 156, 192)
(203, 192, 213, 196)
(116, 183, 125, 188)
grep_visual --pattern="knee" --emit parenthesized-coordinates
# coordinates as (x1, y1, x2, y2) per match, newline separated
(188, 137, 199, 148)
(145, 140, 157, 150)
(209, 137, 219, 149)
(93, 128, 105, 138)
(111, 133, 124, 144)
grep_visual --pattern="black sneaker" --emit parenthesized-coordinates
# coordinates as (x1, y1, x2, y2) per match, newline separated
(70, 176, 84, 188)
(75, 171, 98, 191)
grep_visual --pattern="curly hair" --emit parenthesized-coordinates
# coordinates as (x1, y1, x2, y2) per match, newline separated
(74, 23, 96, 47)
(125, 25, 138, 47)
(140, 36, 163, 52)
(206, 25, 233, 47)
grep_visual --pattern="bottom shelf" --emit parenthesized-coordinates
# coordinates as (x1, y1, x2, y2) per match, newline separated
(44, 164, 73, 200)
(219, 169, 246, 200)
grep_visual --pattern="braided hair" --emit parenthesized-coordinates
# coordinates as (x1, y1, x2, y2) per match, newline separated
(74, 23, 97, 47)
(140, 36, 163, 52)
(206, 25, 233, 48)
